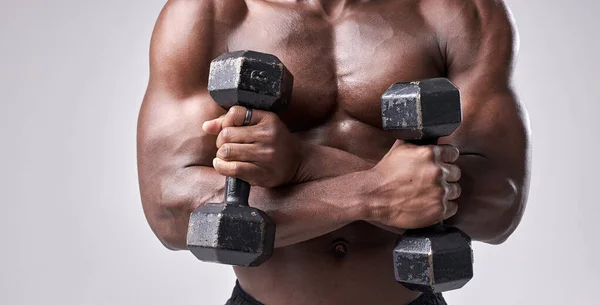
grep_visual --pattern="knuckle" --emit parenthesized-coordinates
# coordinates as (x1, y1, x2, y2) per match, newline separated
(220, 127, 232, 141)
(263, 111, 277, 122)
(262, 147, 276, 159)
(229, 106, 245, 117)
(270, 125, 280, 137)
(429, 203, 445, 222)
(260, 127, 275, 141)
(420, 146, 436, 160)
(218, 144, 231, 160)
(429, 165, 444, 180)
(225, 107, 244, 125)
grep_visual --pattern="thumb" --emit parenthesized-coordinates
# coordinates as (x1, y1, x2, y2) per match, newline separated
(202, 117, 224, 135)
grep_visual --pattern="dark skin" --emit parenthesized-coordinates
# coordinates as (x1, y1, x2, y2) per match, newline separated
(137, 0, 531, 304)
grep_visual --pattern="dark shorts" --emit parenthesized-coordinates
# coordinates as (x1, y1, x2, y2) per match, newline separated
(225, 281, 447, 305)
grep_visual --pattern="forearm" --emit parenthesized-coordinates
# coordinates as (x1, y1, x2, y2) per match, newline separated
(251, 171, 369, 248)
(188, 167, 368, 249)
(259, 144, 376, 247)
(447, 154, 528, 244)
(296, 143, 375, 181)
(143, 144, 374, 250)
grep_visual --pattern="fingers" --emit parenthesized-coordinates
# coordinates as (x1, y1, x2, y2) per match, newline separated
(202, 116, 225, 135)
(216, 143, 265, 162)
(204, 105, 277, 143)
(439, 183, 460, 221)
(434, 144, 460, 163)
(202, 106, 253, 135)
(215, 125, 261, 148)
(441, 163, 461, 182)
(221, 106, 257, 127)
(445, 182, 462, 200)
(212, 158, 261, 183)
(216, 106, 274, 128)
(444, 200, 458, 219)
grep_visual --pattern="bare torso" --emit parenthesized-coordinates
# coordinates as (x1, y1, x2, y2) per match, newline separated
(139, 0, 527, 304)
(227, 1, 446, 304)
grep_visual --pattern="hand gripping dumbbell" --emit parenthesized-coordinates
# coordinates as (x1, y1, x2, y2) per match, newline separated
(381, 78, 473, 293)
(186, 50, 294, 267)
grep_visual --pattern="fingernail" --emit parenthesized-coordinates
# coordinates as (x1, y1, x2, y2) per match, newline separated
(212, 158, 218, 168)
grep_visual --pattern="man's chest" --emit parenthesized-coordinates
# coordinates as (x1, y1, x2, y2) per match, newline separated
(225, 2, 445, 131)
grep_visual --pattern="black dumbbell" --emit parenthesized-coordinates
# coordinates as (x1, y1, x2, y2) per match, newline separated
(186, 50, 294, 267)
(381, 78, 473, 293)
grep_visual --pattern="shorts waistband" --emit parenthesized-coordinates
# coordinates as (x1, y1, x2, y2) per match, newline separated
(224, 281, 447, 305)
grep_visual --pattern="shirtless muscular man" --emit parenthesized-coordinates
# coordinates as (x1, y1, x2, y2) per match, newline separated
(137, 1, 531, 304)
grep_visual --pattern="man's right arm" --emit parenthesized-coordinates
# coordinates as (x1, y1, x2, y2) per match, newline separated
(137, 0, 374, 250)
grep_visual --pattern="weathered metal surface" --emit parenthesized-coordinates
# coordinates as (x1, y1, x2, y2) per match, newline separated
(381, 78, 473, 293)
(381, 78, 462, 139)
(187, 50, 293, 267)
(393, 227, 473, 293)
(188, 203, 276, 267)
(208, 50, 294, 113)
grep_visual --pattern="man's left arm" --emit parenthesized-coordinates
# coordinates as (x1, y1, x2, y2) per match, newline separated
(438, 0, 531, 244)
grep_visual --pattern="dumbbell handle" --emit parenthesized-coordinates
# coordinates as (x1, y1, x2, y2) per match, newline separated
(224, 177, 251, 206)
(222, 106, 254, 207)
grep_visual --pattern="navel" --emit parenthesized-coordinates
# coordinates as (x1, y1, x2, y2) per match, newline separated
(330, 238, 350, 260)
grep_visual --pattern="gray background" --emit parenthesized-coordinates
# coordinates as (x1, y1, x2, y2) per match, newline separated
(1, 1, 598, 304)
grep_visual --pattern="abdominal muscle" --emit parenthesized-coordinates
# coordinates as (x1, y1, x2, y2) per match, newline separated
(234, 221, 419, 305)
(233, 119, 420, 305)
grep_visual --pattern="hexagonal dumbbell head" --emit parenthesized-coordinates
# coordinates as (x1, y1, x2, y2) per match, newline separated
(393, 227, 473, 293)
(208, 50, 294, 112)
(187, 203, 275, 267)
(381, 78, 462, 139)
(187, 51, 293, 267)
(382, 78, 472, 293)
